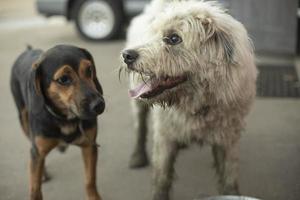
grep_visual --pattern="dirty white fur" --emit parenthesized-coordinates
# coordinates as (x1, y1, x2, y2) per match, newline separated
(123, 0, 257, 199)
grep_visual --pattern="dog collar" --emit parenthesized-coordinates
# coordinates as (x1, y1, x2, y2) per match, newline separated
(45, 105, 99, 147)
(45, 104, 77, 122)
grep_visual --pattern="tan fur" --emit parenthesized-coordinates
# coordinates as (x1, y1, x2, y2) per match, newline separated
(78, 59, 98, 91)
(122, 0, 257, 199)
(30, 137, 59, 200)
(47, 65, 79, 118)
(47, 60, 99, 119)
(78, 60, 92, 78)
(72, 126, 98, 147)
(79, 126, 101, 199)
(81, 145, 102, 200)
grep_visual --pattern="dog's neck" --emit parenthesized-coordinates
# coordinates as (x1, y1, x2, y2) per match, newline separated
(45, 104, 78, 123)
(190, 105, 210, 116)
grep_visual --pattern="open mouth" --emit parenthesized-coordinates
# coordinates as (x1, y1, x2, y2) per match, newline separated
(129, 75, 187, 99)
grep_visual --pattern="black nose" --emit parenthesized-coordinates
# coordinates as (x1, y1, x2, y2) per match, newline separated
(90, 97, 105, 115)
(122, 49, 139, 65)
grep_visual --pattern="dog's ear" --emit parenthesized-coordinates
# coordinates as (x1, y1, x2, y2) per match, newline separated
(29, 57, 45, 114)
(199, 17, 216, 40)
(195, 15, 215, 40)
(80, 48, 103, 95)
(32, 62, 43, 96)
(197, 16, 235, 63)
(214, 30, 234, 63)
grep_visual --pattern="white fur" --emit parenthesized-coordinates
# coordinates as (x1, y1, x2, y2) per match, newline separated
(123, 0, 257, 199)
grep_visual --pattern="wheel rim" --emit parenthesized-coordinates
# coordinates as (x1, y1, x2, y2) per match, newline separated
(78, 0, 115, 39)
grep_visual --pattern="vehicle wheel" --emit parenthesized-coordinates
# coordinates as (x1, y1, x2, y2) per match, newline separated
(73, 0, 123, 41)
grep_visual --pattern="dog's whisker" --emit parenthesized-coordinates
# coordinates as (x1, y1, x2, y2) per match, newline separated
(140, 72, 148, 85)
(118, 67, 124, 82)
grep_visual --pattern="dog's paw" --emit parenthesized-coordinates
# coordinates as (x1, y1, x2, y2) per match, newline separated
(30, 191, 43, 200)
(87, 194, 102, 200)
(221, 184, 240, 196)
(129, 151, 149, 168)
(42, 169, 51, 183)
(88, 197, 102, 200)
(152, 191, 169, 200)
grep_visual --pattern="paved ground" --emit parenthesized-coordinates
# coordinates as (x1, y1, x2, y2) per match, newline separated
(0, 1, 300, 200)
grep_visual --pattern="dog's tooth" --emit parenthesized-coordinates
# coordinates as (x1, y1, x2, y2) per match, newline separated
(143, 74, 151, 81)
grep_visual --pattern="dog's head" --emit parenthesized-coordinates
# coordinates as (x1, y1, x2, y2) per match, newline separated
(31, 45, 105, 120)
(121, 1, 256, 107)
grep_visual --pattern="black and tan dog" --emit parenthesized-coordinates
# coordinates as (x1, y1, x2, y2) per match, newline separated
(10, 45, 105, 200)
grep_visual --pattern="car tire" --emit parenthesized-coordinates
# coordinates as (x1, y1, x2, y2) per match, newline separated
(73, 0, 123, 41)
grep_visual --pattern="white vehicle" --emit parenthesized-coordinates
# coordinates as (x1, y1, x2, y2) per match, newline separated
(37, 0, 149, 40)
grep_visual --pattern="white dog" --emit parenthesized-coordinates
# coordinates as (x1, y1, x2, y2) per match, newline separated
(121, 0, 257, 199)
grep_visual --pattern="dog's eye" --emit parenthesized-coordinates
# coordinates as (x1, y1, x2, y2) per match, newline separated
(85, 66, 92, 78)
(57, 75, 72, 86)
(164, 33, 182, 45)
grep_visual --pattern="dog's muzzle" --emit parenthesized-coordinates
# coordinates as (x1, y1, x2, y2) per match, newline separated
(89, 96, 105, 115)
(122, 49, 139, 66)
(80, 94, 105, 119)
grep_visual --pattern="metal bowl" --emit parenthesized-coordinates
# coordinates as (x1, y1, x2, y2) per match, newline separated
(196, 196, 261, 200)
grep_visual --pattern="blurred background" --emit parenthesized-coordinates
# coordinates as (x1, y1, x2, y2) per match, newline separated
(0, 0, 300, 200)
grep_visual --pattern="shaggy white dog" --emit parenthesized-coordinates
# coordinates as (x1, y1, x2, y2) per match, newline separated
(121, 0, 257, 199)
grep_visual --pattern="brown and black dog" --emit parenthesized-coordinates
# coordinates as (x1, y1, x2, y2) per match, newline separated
(10, 45, 105, 200)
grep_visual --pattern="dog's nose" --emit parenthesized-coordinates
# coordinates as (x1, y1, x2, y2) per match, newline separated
(122, 49, 139, 65)
(90, 97, 105, 115)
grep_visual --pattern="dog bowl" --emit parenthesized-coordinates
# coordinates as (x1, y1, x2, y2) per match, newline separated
(196, 196, 261, 200)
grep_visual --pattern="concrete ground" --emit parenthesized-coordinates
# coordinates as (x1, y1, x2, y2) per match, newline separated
(0, 1, 300, 200)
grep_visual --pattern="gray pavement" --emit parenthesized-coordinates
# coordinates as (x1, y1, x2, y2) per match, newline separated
(0, 1, 300, 200)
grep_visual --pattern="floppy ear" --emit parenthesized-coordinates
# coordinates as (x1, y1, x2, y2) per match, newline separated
(214, 30, 234, 63)
(32, 62, 43, 95)
(28, 58, 45, 114)
(200, 17, 216, 40)
(197, 16, 235, 63)
(80, 48, 103, 95)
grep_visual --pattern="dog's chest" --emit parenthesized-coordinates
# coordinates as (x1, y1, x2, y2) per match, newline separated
(60, 123, 78, 135)
(58, 122, 85, 144)
(58, 122, 95, 146)
(154, 107, 221, 142)
(154, 106, 243, 145)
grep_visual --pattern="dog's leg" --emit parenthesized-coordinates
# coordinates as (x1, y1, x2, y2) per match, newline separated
(211, 141, 240, 195)
(152, 134, 179, 200)
(30, 137, 58, 200)
(20, 107, 30, 138)
(22, 108, 51, 183)
(81, 127, 102, 200)
(41, 163, 51, 183)
(129, 101, 150, 168)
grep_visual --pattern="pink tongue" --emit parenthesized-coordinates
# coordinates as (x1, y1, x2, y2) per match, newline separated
(129, 81, 152, 99)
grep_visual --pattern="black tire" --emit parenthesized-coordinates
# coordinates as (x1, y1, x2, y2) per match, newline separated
(72, 0, 124, 41)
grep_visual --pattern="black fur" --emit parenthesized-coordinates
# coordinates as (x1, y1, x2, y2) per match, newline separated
(10, 45, 104, 143)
